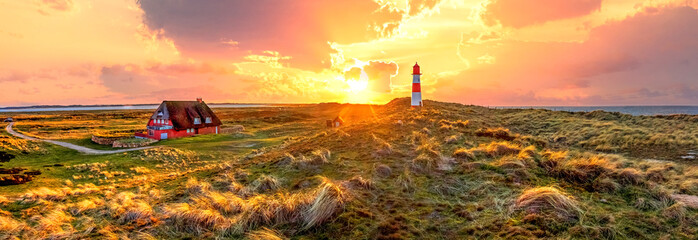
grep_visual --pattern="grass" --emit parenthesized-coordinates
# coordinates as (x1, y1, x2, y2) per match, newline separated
(1, 98, 698, 239)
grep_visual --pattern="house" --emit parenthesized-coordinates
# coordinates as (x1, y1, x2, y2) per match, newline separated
(3, 117, 13, 122)
(326, 116, 344, 128)
(135, 98, 222, 140)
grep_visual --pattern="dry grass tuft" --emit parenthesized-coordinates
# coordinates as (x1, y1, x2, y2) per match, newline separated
(303, 178, 347, 229)
(0, 215, 24, 236)
(616, 168, 644, 185)
(375, 164, 392, 178)
(475, 127, 516, 141)
(555, 156, 610, 184)
(483, 141, 521, 157)
(69, 198, 104, 215)
(662, 202, 687, 221)
(452, 148, 476, 161)
(515, 187, 582, 222)
(342, 175, 373, 190)
(372, 135, 393, 157)
(163, 202, 230, 234)
(36, 208, 74, 238)
(250, 175, 281, 193)
(247, 227, 287, 240)
(186, 177, 212, 195)
(109, 192, 155, 224)
(21, 184, 100, 202)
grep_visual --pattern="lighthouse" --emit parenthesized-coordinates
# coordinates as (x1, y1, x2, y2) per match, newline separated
(411, 62, 422, 107)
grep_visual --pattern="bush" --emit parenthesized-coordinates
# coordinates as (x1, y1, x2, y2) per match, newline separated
(0, 151, 15, 163)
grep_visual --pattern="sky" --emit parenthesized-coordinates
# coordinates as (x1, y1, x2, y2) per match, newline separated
(0, 0, 697, 107)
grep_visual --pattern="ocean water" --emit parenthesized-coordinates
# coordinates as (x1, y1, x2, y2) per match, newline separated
(0, 104, 270, 113)
(499, 106, 698, 116)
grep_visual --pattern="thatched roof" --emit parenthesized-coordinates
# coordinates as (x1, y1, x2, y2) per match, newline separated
(151, 101, 222, 130)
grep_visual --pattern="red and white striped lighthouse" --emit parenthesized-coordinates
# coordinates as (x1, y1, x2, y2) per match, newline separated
(411, 62, 423, 107)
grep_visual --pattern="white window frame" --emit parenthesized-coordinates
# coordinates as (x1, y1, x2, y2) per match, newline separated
(194, 118, 201, 124)
(205, 117, 212, 124)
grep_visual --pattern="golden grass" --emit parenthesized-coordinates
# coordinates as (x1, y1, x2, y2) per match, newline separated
(515, 187, 582, 222)
(483, 141, 521, 157)
(247, 227, 286, 240)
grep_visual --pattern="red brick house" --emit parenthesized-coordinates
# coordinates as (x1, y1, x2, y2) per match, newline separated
(135, 98, 222, 140)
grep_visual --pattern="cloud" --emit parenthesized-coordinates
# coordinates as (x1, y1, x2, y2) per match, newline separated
(344, 60, 398, 92)
(451, 6, 698, 105)
(36, 0, 74, 15)
(138, 0, 407, 70)
(481, 0, 602, 28)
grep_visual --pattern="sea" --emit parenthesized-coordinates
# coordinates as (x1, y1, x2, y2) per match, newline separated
(498, 106, 698, 116)
(0, 104, 270, 113)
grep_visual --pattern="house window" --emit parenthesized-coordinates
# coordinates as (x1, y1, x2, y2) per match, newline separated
(157, 111, 163, 116)
(194, 118, 201, 124)
(205, 117, 211, 123)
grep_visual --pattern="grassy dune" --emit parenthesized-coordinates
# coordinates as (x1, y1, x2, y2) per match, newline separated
(1, 99, 697, 239)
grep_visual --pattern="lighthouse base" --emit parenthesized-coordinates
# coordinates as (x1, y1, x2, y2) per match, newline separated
(411, 92, 422, 107)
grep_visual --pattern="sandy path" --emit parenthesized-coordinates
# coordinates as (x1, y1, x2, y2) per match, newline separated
(5, 122, 155, 155)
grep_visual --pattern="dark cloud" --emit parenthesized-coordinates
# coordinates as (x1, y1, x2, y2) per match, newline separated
(481, 0, 602, 28)
(138, 0, 406, 70)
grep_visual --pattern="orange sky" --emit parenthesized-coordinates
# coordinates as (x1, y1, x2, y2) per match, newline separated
(1, 0, 697, 107)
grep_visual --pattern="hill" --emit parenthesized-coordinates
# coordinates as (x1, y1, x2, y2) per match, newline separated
(1, 98, 697, 239)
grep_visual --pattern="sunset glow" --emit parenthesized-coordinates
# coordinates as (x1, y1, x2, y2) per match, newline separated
(1, 0, 697, 106)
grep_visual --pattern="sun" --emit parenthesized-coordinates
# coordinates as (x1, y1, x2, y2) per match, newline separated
(346, 69, 370, 93)
(347, 79, 368, 93)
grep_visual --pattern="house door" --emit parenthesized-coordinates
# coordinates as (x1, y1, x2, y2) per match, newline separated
(160, 133, 168, 139)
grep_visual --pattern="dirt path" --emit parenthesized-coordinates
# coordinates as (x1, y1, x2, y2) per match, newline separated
(5, 122, 156, 155)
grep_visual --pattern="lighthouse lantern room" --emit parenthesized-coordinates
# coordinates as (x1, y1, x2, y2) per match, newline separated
(411, 62, 423, 107)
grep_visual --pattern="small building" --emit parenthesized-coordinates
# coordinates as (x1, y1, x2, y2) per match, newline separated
(326, 116, 344, 128)
(135, 98, 222, 140)
(3, 117, 13, 122)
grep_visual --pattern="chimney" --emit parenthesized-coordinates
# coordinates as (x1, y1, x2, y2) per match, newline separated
(196, 97, 203, 103)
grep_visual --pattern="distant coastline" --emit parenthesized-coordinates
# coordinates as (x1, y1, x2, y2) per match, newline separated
(0, 103, 276, 113)
(498, 105, 698, 116)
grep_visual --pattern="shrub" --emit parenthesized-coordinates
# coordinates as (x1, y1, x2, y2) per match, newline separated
(515, 187, 582, 222)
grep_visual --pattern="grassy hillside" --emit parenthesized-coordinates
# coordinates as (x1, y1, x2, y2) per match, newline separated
(1, 99, 697, 239)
